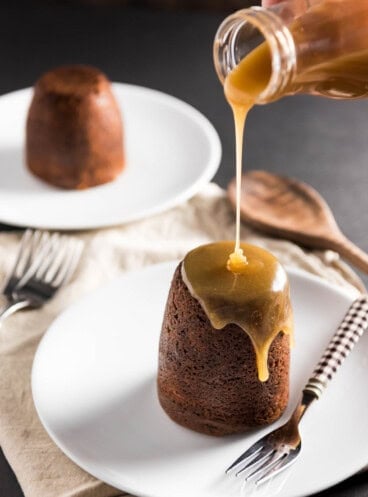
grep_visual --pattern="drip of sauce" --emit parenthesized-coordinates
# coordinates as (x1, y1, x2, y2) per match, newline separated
(182, 242, 293, 382)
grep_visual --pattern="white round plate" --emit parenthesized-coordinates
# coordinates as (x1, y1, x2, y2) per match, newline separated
(0, 85, 221, 230)
(32, 263, 368, 497)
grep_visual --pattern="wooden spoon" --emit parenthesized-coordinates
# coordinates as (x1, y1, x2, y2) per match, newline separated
(227, 170, 368, 274)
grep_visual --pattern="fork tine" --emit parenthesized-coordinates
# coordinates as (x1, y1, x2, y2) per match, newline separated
(225, 439, 265, 474)
(12, 229, 46, 283)
(10, 229, 33, 278)
(51, 238, 83, 288)
(16, 233, 55, 288)
(60, 239, 84, 285)
(28, 230, 45, 262)
(12, 229, 43, 279)
(34, 233, 61, 280)
(245, 450, 286, 482)
(255, 449, 299, 486)
(235, 447, 274, 477)
(43, 236, 69, 283)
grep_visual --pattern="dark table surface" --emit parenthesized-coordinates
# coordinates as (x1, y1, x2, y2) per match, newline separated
(0, 2, 367, 496)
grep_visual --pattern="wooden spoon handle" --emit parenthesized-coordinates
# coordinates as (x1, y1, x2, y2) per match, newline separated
(330, 236, 368, 274)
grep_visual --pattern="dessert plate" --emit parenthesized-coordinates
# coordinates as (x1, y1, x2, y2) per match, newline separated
(0, 85, 221, 230)
(32, 262, 368, 497)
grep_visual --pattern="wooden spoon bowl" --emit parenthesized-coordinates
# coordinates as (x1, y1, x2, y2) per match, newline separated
(228, 170, 368, 274)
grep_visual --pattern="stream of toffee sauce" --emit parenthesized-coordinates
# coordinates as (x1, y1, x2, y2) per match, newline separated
(181, 43, 294, 382)
(224, 41, 272, 271)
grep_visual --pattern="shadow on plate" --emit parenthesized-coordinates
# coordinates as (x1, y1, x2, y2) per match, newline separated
(57, 376, 237, 465)
(0, 146, 55, 194)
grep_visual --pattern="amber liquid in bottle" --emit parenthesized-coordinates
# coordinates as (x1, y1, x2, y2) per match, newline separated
(224, 0, 368, 269)
(288, 0, 368, 99)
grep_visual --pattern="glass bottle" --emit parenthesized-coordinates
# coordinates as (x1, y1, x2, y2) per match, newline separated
(213, 0, 368, 104)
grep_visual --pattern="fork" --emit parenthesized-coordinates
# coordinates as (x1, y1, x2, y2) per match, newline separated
(1, 229, 49, 319)
(226, 294, 368, 485)
(0, 230, 84, 323)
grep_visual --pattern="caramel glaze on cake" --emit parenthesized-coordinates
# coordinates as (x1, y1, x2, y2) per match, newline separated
(157, 242, 293, 436)
(26, 65, 124, 189)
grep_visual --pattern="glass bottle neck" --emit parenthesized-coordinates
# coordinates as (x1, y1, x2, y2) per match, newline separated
(213, 7, 297, 104)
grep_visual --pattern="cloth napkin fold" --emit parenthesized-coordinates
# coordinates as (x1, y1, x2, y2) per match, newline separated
(0, 183, 365, 497)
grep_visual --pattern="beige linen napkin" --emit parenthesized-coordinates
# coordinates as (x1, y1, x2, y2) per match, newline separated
(0, 183, 365, 497)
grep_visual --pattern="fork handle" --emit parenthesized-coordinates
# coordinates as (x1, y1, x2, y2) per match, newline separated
(303, 295, 368, 399)
(0, 298, 31, 324)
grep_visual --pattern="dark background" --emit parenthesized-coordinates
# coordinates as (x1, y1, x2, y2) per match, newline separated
(0, 1, 367, 496)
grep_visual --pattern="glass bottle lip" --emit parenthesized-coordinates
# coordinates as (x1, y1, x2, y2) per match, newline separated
(213, 7, 297, 104)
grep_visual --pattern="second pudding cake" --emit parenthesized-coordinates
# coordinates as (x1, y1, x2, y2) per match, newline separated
(26, 65, 124, 189)
(158, 241, 293, 436)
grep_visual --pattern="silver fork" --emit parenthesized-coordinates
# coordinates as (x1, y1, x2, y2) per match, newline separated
(226, 295, 368, 485)
(0, 230, 84, 323)
(1, 229, 50, 319)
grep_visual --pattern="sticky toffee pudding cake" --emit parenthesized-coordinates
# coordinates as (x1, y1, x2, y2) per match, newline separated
(26, 65, 124, 189)
(157, 241, 293, 436)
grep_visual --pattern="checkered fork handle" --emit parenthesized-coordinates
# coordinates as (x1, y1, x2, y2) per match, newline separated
(304, 295, 368, 400)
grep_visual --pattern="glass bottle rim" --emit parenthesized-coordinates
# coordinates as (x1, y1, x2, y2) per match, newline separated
(213, 6, 297, 103)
